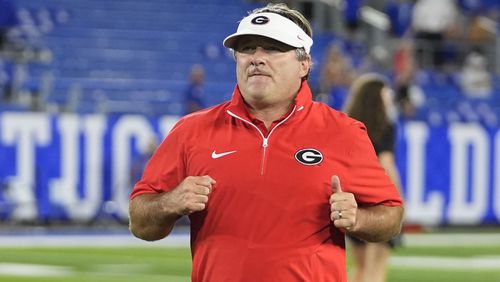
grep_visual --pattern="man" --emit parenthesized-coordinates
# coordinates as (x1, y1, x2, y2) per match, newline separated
(129, 3, 404, 282)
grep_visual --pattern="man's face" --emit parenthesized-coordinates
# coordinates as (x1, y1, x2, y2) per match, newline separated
(234, 35, 310, 108)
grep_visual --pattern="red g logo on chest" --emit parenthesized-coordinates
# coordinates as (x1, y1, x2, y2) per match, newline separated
(295, 148, 323, 165)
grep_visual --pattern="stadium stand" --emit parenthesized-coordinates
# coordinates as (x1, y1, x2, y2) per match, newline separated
(0, 0, 340, 116)
(0, 0, 499, 122)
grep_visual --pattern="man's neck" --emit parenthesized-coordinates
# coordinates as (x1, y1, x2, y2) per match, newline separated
(247, 100, 294, 129)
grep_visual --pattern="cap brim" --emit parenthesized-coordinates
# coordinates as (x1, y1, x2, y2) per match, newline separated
(223, 32, 301, 50)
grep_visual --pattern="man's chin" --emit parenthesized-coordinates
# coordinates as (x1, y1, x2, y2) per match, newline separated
(244, 87, 270, 98)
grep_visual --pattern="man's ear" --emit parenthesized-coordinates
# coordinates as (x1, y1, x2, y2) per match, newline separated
(299, 56, 312, 78)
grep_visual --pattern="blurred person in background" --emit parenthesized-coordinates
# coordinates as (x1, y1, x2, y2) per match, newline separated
(466, 12, 497, 44)
(411, 0, 461, 69)
(392, 39, 424, 119)
(184, 64, 205, 114)
(385, 0, 414, 38)
(460, 48, 492, 99)
(130, 137, 158, 185)
(343, 73, 404, 282)
(318, 42, 357, 110)
(344, 0, 362, 30)
(129, 3, 403, 281)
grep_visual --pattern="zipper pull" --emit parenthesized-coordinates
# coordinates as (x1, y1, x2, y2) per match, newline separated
(262, 138, 268, 148)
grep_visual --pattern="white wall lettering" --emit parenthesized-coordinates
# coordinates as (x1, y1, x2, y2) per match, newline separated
(0, 113, 50, 220)
(448, 124, 488, 224)
(404, 122, 444, 225)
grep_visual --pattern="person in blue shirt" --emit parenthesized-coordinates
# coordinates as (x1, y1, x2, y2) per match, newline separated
(184, 64, 205, 115)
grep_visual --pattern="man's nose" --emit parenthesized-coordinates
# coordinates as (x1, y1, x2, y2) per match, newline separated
(250, 47, 266, 65)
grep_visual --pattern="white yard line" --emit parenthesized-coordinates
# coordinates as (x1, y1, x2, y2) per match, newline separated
(403, 233, 500, 247)
(390, 255, 500, 270)
(0, 233, 190, 247)
(0, 263, 73, 277)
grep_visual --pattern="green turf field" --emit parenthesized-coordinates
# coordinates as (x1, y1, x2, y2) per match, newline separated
(388, 246, 500, 282)
(0, 245, 499, 282)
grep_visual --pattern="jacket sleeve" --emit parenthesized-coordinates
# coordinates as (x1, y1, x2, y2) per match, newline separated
(342, 121, 403, 206)
(130, 120, 186, 199)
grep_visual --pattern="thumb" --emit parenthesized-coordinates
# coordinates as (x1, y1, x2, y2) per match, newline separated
(331, 175, 343, 193)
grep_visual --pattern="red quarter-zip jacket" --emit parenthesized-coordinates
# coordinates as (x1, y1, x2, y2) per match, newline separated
(131, 81, 403, 282)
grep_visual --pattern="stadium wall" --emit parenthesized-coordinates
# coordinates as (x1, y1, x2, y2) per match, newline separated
(0, 112, 499, 226)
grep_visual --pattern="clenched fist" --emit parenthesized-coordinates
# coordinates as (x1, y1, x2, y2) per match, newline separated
(168, 175, 216, 216)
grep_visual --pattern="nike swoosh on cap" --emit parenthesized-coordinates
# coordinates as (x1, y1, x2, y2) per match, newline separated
(211, 150, 237, 159)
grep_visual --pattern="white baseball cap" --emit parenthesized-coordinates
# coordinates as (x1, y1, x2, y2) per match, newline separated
(223, 12, 313, 54)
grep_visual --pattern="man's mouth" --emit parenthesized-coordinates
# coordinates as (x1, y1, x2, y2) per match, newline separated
(249, 72, 269, 77)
